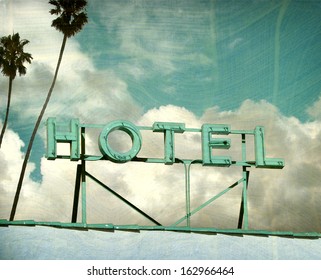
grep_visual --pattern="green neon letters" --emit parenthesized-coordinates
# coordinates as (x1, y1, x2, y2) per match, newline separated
(99, 120, 142, 163)
(46, 118, 284, 169)
(201, 124, 231, 166)
(47, 117, 80, 160)
(254, 126, 284, 168)
(153, 122, 185, 164)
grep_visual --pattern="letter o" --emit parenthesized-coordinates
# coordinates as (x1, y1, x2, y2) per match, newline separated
(99, 120, 142, 163)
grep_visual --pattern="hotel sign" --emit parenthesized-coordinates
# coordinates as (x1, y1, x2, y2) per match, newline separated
(32, 117, 285, 232)
(46, 118, 284, 169)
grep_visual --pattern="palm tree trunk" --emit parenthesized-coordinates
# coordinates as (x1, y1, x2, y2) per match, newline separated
(10, 34, 68, 221)
(0, 77, 13, 148)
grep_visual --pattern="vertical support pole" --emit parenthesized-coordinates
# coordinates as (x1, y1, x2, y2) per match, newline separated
(71, 164, 82, 223)
(241, 168, 249, 229)
(81, 126, 87, 225)
(184, 161, 192, 227)
(238, 134, 249, 229)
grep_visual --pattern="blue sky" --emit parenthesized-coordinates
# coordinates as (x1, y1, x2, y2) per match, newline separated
(1, 0, 321, 235)
(77, 0, 321, 120)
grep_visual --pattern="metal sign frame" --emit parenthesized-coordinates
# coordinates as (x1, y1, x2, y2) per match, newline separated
(1, 118, 320, 238)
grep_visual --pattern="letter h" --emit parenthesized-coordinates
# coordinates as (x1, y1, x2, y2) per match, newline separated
(46, 118, 80, 160)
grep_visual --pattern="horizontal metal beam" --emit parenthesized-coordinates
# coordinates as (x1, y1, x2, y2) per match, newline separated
(1, 219, 320, 238)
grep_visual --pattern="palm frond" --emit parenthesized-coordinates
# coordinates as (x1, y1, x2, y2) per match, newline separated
(49, 0, 61, 14)
(49, 0, 88, 37)
(0, 32, 33, 79)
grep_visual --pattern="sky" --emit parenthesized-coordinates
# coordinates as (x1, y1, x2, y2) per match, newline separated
(1, 0, 321, 234)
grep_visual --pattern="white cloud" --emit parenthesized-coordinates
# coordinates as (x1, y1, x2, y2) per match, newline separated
(200, 99, 321, 231)
(97, 1, 215, 77)
(41, 69, 143, 125)
(0, 126, 38, 219)
(307, 95, 321, 121)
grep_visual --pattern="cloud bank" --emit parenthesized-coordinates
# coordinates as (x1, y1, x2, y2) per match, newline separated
(1, 98, 321, 232)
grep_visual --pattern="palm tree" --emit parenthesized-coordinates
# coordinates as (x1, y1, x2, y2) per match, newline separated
(0, 33, 33, 148)
(10, 0, 88, 221)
